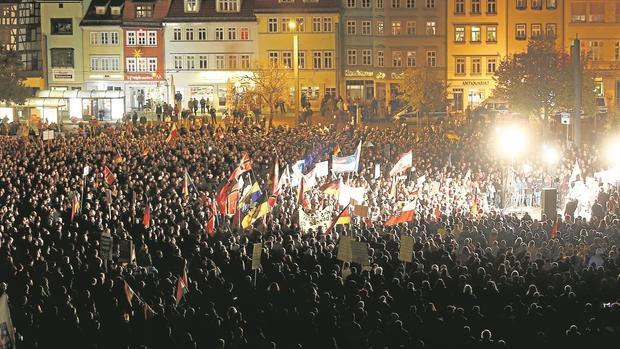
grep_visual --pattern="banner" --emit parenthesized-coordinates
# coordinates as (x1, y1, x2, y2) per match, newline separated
(399, 235, 414, 262)
(332, 141, 361, 174)
(351, 240, 370, 266)
(0, 294, 15, 349)
(314, 161, 329, 178)
(299, 208, 332, 233)
(338, 182, 366, 207)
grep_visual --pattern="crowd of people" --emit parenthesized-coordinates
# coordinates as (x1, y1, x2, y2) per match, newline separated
(0, 116, 619, 349)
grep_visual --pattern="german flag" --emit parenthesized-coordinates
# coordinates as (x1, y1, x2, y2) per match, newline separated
(103, 167, 116, 186)
(113, 152, 124, 164)
(321, 181, 340, 197)
(182, 172, 190, 197)
(70, 192, 80, 222)
(325, 205, 351, 234)
(166, 123, 179, 144)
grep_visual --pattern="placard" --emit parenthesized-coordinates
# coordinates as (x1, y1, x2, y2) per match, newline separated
(118, 240, 134, 264)
(251, 242, 262, 270)
(337, 236, 352, 262)
(351, 240, 369, 266)
(42, 130, 54, 141)
(100, 232, 113, 261)
(399, 235, 414, 263)
(353, 205, 369, 218)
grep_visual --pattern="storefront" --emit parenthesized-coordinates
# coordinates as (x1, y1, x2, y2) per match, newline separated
(448, 80, 493, 111)
(34, 90, 125, 121)
(171, 71, 252, 112)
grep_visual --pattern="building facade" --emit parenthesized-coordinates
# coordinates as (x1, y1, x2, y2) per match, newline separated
(564, 0, 620, 112)
(342, 0, 447, 115)
(447, 0, 507, 111)
(506, 0, 564, 55)
(164, 0, 257, 110)
(122, 0, 172, 110)
(40, 0, 86, 90)
(254, 0, 340, 111)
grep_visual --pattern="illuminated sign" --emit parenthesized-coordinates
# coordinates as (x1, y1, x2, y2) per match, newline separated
(462, 80, 491, 86)
(52, 69, 74, 81)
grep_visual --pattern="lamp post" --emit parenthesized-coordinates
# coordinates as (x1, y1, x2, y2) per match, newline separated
(288, 21, 300, 125)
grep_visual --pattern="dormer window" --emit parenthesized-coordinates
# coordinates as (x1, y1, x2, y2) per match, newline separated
(95, 6, 106, 14)
(185, 0, 200, 12)
(110, 6, 121, 15)
(135, 5, 153, 18)
(216, 0, 240, 12)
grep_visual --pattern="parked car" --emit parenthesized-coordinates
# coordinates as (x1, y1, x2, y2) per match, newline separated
(392, 105, 446, 124)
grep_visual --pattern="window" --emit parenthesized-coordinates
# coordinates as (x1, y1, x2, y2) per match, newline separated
(326, 87, 336, 97)
(426, 0, 434, 8)
(148, 58, 157, 72)
(615, 42, 620, 61)
(487, 57, 497, 73)
(282, 51, 292, 68)
(199, 55, 208, 69)
(589, 2, 604, 23)
(127, 32, 136, 46)
(392, 51, 402, 67)
(324, 51, 333, 69)
(571, 2, 586, 23)
(406, 21, 416, 35)
(406, 0, 415, 8)
(268, 51, 279, 66)
(589, 41, 603, 61)
(174, 55, 183, 69)
(406, 51, 416, 67)
(173, 28, 182, 41)
(515, 24, 526, 40)
(135, 5, 153, 18)
(313, 51, 322, 69)
(295, 17, 305, 32)
(126, 57, 156, 72)
(185, 0, 199, 12)
(281, 18, 291, 32)
(392, 21, 401, 35)
(126, 59, 136, 72)
(216, 55, 224, 69)
(313, 17, 321, 32)
(347, 49, 357, 65)
(546, 0, 557, 9)
(391, 0, 400, 8)
(323, 17, 333, 32)
(531, 24, 542, 39)
(456, 57, 465, 75)
(471, 26, 480, 42)
(532, 0, 542, 9)
(377, 50, 384, 66)
(471, 58, 481, 74)
(455, 26, 465, 42)
(362, 21, 371, 35)
(487, 0, 496, 13)
(215, 28, 224, 40)
(228, 56, 237, 69)
(546, 24, 556, 38)
(376, 0, 383, 9)
(217, 0, 239, 12)
(228, 27, 237, 40)
(516, 0, 526, 10)
(486, 26, 497, 42)
(362, 0, 371, 7)
(426, 21, 436, 35)
(137, 31, 146, 45)
(185, 28, 194, 41)
(198, 28, 207, 40)
(377, 20, 384, 35)
(50, 18, 72, 35)
(90, 32, 119, 45)
(298, 51, 305, 69)
(426, 50, 436, 67)
(148, 31, 157, 46)
(186, 55, 195, 70)
(347, 20, 356, 35)
(362, 49, 372, 65)
(471, 0, 480, 14)
(90, 56, 120, 71)
(347, 0, 356, 7)
(455, 0, 465, 14)
(268, 18, 278, 32)
(241, 55, 250, 69)
(240, 27, 249, 40)
(136, 58, 146, 72)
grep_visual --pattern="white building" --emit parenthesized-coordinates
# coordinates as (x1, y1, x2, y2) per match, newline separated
(164, 0, 257, 110)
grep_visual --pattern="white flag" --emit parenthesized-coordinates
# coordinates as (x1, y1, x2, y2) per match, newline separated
(374, 164, 381, 179)
(570, 160, 581, 183)
(0, 294, 16, 349)
(83, 166, 90, 177)
(389, 151, 413, 177)
(314, 161, 329, 178)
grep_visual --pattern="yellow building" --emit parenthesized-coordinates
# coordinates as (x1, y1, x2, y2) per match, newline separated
(564, 0, 620, 112)
(507, 0, 564, 55)
(254, 0, 340, 111)
(447, 0, 507, 111)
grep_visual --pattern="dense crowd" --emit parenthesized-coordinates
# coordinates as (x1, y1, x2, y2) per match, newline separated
(0, 118, 619, 349)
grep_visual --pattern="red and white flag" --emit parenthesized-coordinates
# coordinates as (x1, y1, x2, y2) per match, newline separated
(389, 151, 413, 177)
(384, 210, 415, 226)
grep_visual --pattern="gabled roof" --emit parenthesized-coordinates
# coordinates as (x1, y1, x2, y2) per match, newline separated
(165, 0, 255, 22)
(80, 0, 124, 26)
(253, 0, 340, 13)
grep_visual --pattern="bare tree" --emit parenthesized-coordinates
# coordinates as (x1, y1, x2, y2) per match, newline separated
(243, 62, 290, 128)
(400, 67, 447, 116)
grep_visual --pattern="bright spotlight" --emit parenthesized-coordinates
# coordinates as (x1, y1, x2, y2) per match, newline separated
(605, 138, 620, 165)
(523, 164, 532, 174)
(542, 145, 559, 165)
(496, 125, 527, 158)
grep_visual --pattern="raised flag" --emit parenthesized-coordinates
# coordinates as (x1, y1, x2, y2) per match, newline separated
(384, 210, 415, 226)
(70, 192, 80, 222)
(550, 220, 558, 239)
(124, 281, 135, 306)
(325, 205, 351, 235)
(142, 148, 150, 157)
(338, 181, 365, 207)
(206, 200, 217, 236)
(331, 141, 362, 174)
(225, 179, 242, 216)
(389, 151, 413, 177)
(113, 151, 124, 164)
(228, 152, 253, 181)
(333, 144, 341, 156)
(297, 177, 307, 208)
(182, 172, 190, 197)
(175, 277, 188, 305)
(166, 123, 179, 144)
(0, 294, 16, 349)
(374, 163, 381, 179)
(239, 182, 261, 210)
(103, 166, 116, 186)
(143, 302, 156, 320)
(321, 181, 340, 197)
(83, 165, 90, 177)
(444, 130, 460, 141)
(314, 161, 329, 178)
(142, 202, 151, 228)
(241, 201, 270, 229)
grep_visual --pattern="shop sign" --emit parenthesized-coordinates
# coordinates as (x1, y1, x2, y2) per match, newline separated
(375, 72, 386, 80)
(463, 80, 490, 86)
(345, 69, 374, 77)
(127, 73, 162, 81)
(391, 72, 404, 80)
(52, 68, 74, 81)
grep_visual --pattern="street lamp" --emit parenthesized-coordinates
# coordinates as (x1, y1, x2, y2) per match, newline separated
(495, 125, 528, 209)
(288, 21, 300, 125)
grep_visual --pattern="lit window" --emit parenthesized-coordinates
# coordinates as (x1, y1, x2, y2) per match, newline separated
(486, 26, 497, 42)
(135, 5, 152, 18)
(426, 21, 436, 35)
(184, 0, 199, 12)
(406, 51, 416, 67)
(589, 41, 603, 61)
(268, 51, 279, 67)
(515, 24, 526, 40)
(471, 26, 480, 42)
(377, 20, 384, 35)
(282, 51, 292, 68)
(455, 26, 465, 42)
(426, 51, 436, 67)
(456, 57, 465, 75)
(377, 50, 384, 67)
(240, 27, 249, 40)
(392, 21, 401, 35)
(392, 51, 402, 67)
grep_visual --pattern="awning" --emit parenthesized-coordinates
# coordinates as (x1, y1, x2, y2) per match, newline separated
(22, 98, 67, 107)
(36, 90, 125, 99)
